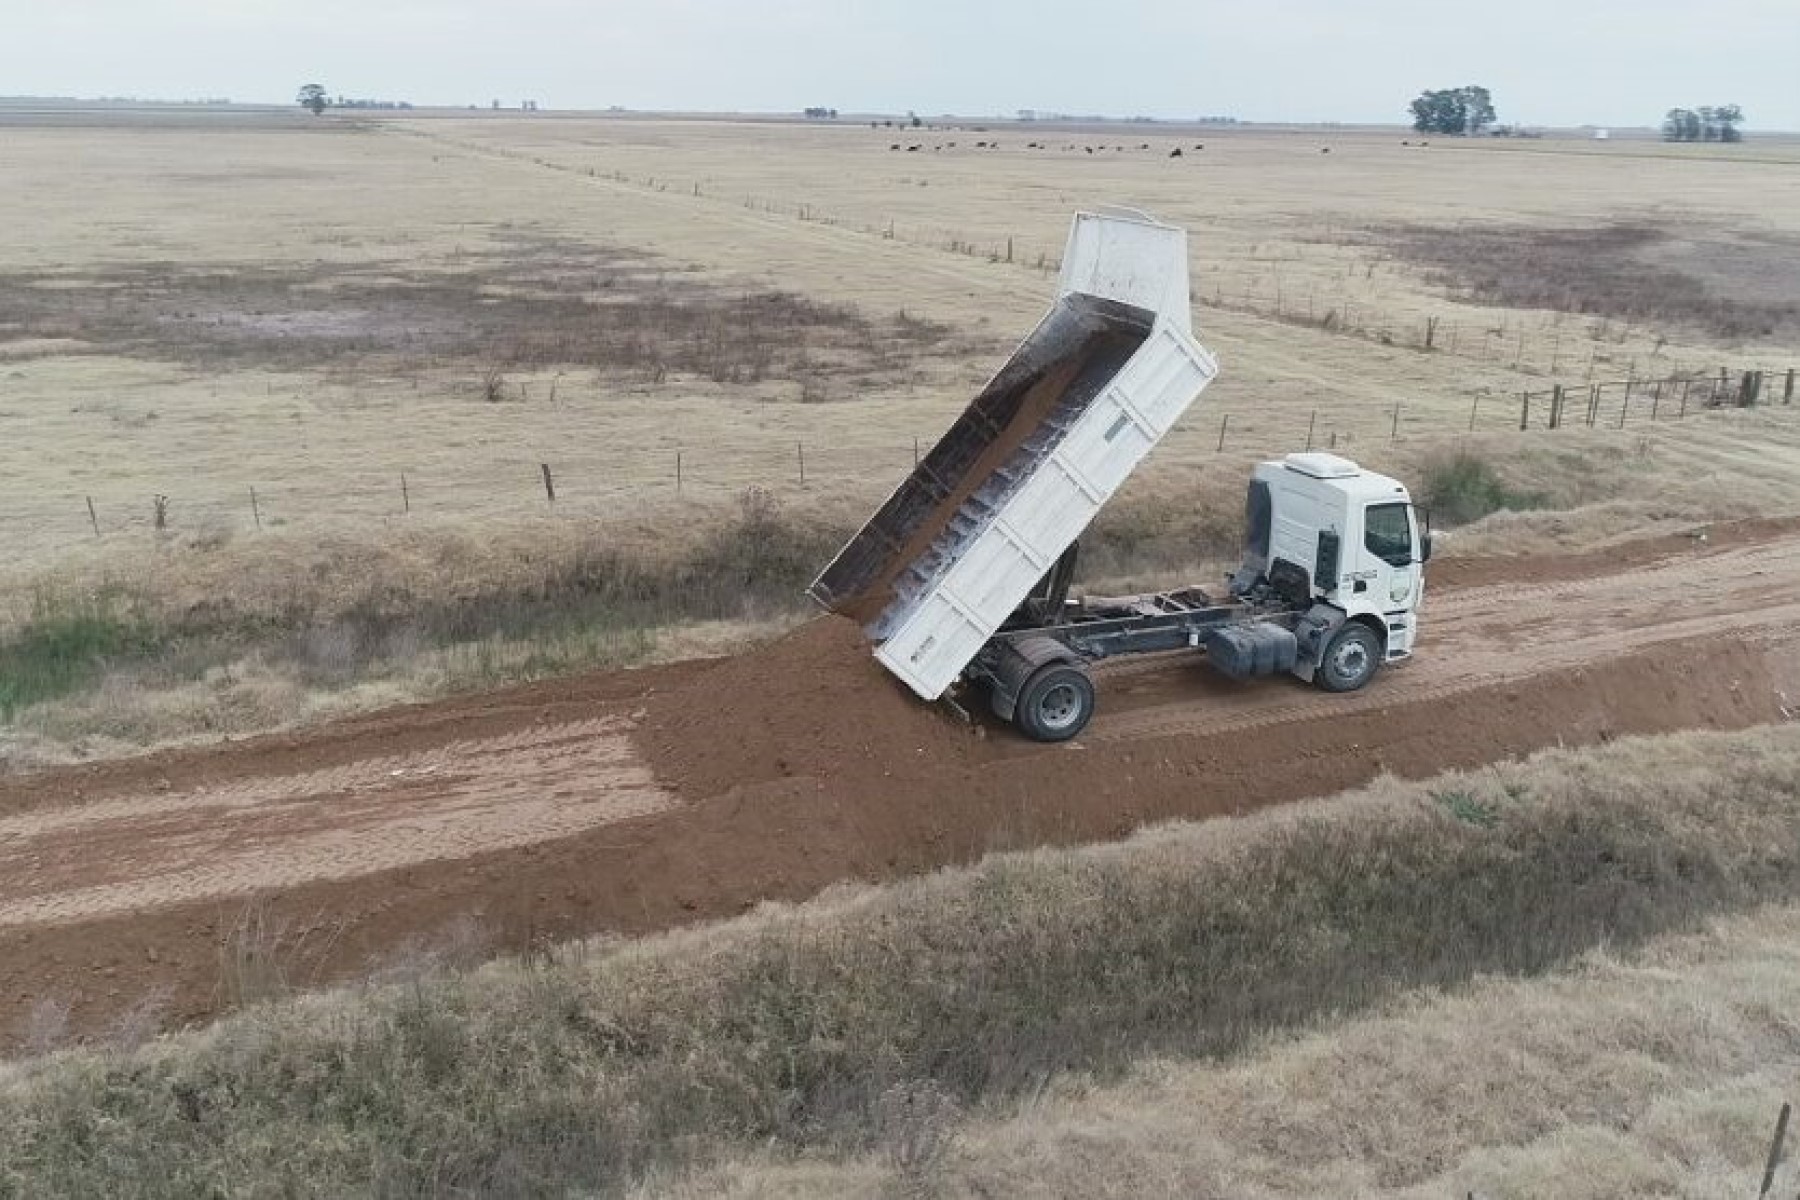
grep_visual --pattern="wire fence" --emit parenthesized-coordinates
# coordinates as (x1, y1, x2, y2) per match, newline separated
(10, 365, 1795, 562)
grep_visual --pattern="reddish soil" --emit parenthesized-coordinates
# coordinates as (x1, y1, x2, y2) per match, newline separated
(2, 522, 1798, 1052)
(638, 615, 983, 799)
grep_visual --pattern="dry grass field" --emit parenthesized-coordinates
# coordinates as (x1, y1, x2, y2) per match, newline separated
(4, 113, 1799, 569)
(3, 111, 1800, 765)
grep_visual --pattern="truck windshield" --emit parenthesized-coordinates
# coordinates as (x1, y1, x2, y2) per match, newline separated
(1364, 503, 1413, 567)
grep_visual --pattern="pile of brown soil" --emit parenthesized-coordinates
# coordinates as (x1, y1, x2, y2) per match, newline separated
(635, 615, 986, 799)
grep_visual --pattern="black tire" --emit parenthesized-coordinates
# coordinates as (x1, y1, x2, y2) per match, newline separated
(1316, 622, 1382, 693)
(1014, 662, 1096, 742)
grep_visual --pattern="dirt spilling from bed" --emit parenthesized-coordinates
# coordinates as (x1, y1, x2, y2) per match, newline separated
(636, 614, 988, 799)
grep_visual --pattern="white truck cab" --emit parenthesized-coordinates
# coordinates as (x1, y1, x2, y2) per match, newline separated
(1243, 453, 1428, 687)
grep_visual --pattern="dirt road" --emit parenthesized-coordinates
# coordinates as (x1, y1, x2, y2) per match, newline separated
(3, 523, 1797, 1048)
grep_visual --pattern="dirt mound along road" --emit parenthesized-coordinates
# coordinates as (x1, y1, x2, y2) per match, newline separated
(2, 525, 1799, 1051)
(637, 614, 984, 799)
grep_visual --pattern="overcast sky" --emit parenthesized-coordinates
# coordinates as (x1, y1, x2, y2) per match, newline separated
(3, 0, 1796, 130)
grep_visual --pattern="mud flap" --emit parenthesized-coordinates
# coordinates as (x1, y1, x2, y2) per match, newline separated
(1290, 604, 1347, 683)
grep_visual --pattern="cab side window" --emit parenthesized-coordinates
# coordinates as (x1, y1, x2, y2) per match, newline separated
(1364, 503, 1413, 567)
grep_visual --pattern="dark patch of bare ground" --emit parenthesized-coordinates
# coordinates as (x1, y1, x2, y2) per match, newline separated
(0, 236, 955, 396)
(1377, 219, 1800, 342)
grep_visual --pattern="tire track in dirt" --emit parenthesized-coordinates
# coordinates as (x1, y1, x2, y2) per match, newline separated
(0, 718, 669, 928)
(1, 522, 1796, 1051)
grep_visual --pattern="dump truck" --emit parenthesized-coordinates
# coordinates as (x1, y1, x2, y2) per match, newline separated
(810, 208, 1430, 741)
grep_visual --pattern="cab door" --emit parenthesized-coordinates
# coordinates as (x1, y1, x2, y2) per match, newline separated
(1359, 501, 1422, 658)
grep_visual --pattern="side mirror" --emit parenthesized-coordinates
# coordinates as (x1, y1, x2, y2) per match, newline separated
(1420, 531, 1434, 563)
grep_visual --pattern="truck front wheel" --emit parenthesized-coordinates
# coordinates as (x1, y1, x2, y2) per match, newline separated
(1316, 623, 1381, 693)
(1015, 662, 1096, 742)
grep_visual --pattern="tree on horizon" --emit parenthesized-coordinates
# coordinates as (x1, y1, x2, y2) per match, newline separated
(1409, 86, 1496, 136)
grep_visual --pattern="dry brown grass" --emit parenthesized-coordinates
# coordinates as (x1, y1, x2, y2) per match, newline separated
(0, 236, 954, 387)
(3, 722, 1800, 1196)
(690, 900, 1800, 1199)
(4, 116, 1798, 574)
(0, 492, 840, 769)
(1379, 219, 1800, 342)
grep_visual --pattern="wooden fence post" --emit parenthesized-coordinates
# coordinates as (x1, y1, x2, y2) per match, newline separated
(1587, 384, 1601, 426)
(1679, 379, 1691, 418)
(676, 451, 683, 493)
(1758, 1101, 1790, 1199)
(1390, 403, 1401, 441)
(1468, 394, 1480, 431)
(1785, 367, 1795, 404)
(249, 486, 261, 530)
(913, 437, 920, 467)
(797, 442, 806, 485)
(1304, 410, 1317, 451)
(1650, 380, 1662, 420)
(1549, 385, 1564, 429)
(540, 463, 556, 503)
(86, 496, 99, 538)
(1216, 412, 1230, 452)
(1742, 369, 1763, 407)
(401, 473, 410, 513)
(1519, 392, 1530, 431)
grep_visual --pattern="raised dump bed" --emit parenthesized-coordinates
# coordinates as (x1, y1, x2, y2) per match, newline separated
(809, 209, 1219, 701)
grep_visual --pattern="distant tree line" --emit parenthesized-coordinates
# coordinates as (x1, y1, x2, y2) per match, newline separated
(296, 83, 418, 114)
(1662, 105, 1744, 142)
(802, 107, 838, 119)
(1409, 86, 1496, 135)
(335, 97, 414, 110)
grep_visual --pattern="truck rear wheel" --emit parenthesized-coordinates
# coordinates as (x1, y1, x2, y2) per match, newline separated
(1015, 662, 1096, 742)
(1316, 623, 1381, 693)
